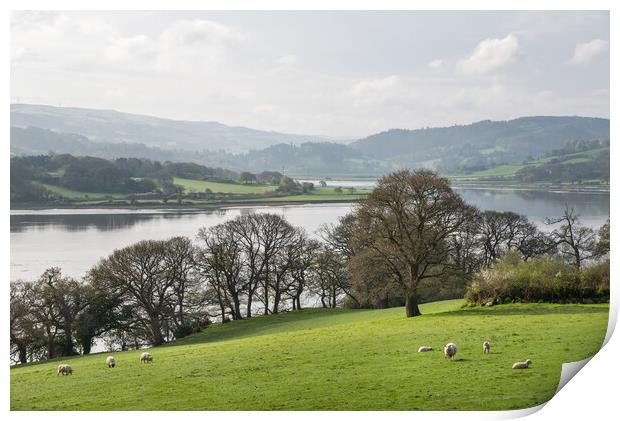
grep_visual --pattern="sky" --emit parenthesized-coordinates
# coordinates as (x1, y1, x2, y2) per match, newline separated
(10, 10, 610, 138)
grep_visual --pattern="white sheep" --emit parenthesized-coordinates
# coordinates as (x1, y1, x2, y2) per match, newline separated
(417, 346, 433, 352)
(57, 364, 73, 376)
(140, 352, 153, 363)
(443, 342, 457, 361)
(512, 359, 532, 369)
(483, 340, 491, 354)
(106, 356, 116, 368)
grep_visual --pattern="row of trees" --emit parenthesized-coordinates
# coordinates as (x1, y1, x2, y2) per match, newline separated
(10, 215, 353, 364)
(329, 170, 610, 316)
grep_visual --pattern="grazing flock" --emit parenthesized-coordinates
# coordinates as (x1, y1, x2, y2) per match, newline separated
(55, 340, 531, 378)
(56, 352, 153, 376)
(417, 340, 532, 370)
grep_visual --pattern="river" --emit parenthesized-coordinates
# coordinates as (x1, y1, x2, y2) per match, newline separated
(10, 188, 609, 281)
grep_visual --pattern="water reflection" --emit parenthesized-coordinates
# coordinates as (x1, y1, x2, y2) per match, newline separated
(10, 189, 609, 281)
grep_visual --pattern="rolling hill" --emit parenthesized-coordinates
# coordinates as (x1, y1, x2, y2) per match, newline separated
(10, 300, 608, 410)
(10, 105, 610, 177)
(11, 104, 337, 153)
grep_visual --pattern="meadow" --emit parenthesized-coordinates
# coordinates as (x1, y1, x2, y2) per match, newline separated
(10, 300, 608, 410)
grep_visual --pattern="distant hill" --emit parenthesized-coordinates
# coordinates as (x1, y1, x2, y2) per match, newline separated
(10, 104, 336, 153)
(10, 106, 610, 177)
(350, 116, 610, 172)
(10, 126, 206, 163)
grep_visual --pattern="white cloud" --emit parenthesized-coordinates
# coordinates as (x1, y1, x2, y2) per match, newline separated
(457, 34, 519, 74)
(10, 12, 609, 136)
(427, 59, 445, 70)
(570, 39, 608, 64)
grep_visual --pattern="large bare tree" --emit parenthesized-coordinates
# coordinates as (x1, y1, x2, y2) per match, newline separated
(351, 170, 475, 317)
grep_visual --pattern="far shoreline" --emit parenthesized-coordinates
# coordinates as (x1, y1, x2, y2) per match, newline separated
(10, 182, 610, 212)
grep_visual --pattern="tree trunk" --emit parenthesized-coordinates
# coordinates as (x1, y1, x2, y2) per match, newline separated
(405, 292, 421, 317)
(82, 337, 92, 355)
(272, 289, 281, 314)
(18, 344, 27, 364)
(246, 294, 253, 318)
(149, 318, 165, 346)
(232, 295, 242, 320)
(292, 298, 296, 310)
(296, 295, 301, 310)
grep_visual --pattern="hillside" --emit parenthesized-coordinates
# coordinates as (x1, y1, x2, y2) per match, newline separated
(10, 301, 608, 410)
(351, 116, 609, 173)
(11, 104, 336, 154)
(10, 106, 610, 177)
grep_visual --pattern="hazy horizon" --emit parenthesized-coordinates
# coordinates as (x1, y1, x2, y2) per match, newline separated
(11, 11, 610, 137)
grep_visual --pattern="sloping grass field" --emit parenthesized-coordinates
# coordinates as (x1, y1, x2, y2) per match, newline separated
(10, 300, 608, 410)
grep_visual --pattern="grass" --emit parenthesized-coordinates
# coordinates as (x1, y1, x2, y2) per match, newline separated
(173, 177, 278, 194)
(450, 146, 609, 181)
(34, 182, 127, 200)
(10, 300, 608, 410)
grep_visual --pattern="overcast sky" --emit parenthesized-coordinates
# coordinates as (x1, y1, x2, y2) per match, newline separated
(11, 11, 609, 137)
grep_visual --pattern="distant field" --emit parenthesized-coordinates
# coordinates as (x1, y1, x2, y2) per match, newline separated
(173, 177, 278, 194)
(451, 147, 609, 181)
(11, 300, 608, 410)
(34, 182, 127, 200)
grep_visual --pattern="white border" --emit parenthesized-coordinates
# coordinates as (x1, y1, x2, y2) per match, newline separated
(2, 1, 616, 419)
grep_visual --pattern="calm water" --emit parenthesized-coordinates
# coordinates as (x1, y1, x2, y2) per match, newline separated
(10, 189, 609, 281)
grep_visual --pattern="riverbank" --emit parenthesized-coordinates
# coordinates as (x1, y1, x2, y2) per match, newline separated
(12, 181, 610, 210)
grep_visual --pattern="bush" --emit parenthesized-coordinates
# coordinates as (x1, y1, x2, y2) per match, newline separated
(464, 252, 609, 305)
(173, 322, 196, 339)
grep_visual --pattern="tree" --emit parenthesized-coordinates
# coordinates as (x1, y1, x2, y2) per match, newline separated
(351, 170, 475, 317)
(545, 206, 598, 270)
(10, 281, 42, 364)
(239, 172, 257, 184)
(287, 236, 321, 310)
(596, 218, 610, 257)
(90, 237, 201, 346)
(310, 249, 350, 308)
(196, 223, 246, 321)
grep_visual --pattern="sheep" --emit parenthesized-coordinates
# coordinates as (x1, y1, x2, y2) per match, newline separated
(417, 346, 433, 352)
(106, 356, 116, 368)
(443, 343, 457, 361)
(512, 359, 532, 369)
(483, 340, 491, 354)
(57, 364, 73, 376)
(140, 352, 153, 363)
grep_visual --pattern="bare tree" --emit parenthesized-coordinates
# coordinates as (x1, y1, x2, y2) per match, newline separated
(546, 206, 598, 270)
(196, 223, 246, 321)
(90, 237, 201, 346)
(351, 170, 475, 317)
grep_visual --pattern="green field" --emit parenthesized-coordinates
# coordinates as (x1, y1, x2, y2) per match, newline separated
(173, 177, 278, 194)
(450, 147, 609, 181)
(34, 182, 127, 200)
(10, 300, 608, 410)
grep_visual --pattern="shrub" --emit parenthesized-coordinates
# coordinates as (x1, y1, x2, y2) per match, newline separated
(464, 252, 609, 305)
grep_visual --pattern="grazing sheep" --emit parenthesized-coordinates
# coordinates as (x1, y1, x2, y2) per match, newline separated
(443, 343, 457, 361)
(57, 364, 73, 376)
(140, 352, 153, 363)
(418, 346, 433, 352)
(512, 359, 532, 369)
(483, 340, 491, 354)
(106, 356, 116, 368)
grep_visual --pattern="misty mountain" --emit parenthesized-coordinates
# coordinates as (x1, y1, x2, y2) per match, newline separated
(10, 106, 610, 176)
(350, 116, 610, 172)
(10, 104, 337, 153)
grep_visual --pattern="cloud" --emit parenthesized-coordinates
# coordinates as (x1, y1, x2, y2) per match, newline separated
(427, 59, 444, 70)
(457, 34, 519, 74)
(570, 39, 608, 64)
